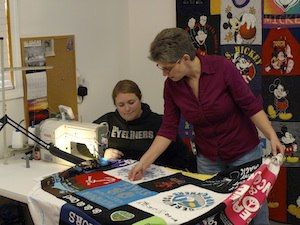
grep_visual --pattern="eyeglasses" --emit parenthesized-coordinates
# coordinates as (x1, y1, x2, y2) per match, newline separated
(156, 59, 181, 73)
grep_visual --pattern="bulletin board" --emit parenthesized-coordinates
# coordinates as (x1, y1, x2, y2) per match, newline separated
(20, 35, 78, 127)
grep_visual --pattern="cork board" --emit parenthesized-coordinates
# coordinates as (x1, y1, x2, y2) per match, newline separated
(20, 35, 78, 126)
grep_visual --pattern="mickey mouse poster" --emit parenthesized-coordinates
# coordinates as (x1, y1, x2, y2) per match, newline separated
(176, 0, 220, 55)
(276, 125, 298, 158)
(220, 0, 262, 45)
(262, 76, 300, 122)
(262, 28, 300, 76)
(267, 78, 293, 120)
(221, 44, 262, 95)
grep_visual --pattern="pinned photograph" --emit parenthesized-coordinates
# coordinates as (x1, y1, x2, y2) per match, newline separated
(43, 39, 55, 57)
(24, 40, 46, 67)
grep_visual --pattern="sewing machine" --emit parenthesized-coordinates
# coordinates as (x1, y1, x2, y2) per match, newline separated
(38, 118, 108, 166)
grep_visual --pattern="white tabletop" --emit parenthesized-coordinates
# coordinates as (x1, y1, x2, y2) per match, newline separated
(0, 154, 69, 203)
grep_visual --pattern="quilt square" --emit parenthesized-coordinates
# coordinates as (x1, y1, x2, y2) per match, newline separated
(74, 171, 120, 189)
(176, 0, 220, 55)
(262, 28, 300, 76)
(221, 45, 262, 96)
(264, 0, 300, 15)
(220, 0, 262, 45)
(77, 180, 157, 210)
(129, 184, 229, 225)
(104, 163, 177, 184)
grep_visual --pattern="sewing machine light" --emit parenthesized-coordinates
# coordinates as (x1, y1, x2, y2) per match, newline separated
(58, 105, 75, 120)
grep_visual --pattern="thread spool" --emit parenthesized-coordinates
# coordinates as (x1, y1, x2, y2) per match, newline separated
(12, 130, 24, 149)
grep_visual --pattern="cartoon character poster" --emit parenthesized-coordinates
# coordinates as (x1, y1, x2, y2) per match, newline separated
(176, 0, 220, 55)
(263, 14, 300, 28)
(262, 28, 300, 76)
(272, 121, 299, 159)
(262, 76, 300, 122)
(264, 0, 300, 15)
(221, 45, 262, 95)
(221, 0, 262, 45)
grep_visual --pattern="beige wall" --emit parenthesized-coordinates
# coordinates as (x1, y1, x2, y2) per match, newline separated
(0, 0, 175, 151)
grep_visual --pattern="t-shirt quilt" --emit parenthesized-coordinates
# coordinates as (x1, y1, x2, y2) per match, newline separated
(38, 156, 281, 225)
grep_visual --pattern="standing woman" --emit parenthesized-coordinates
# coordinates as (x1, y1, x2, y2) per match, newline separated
(128, 28, 285, 225)
(93, 79, 196, 172)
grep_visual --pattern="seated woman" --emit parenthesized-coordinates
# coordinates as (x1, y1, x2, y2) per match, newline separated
(93, 79, 196, 172)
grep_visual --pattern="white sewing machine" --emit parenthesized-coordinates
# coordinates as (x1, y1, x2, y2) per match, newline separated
(38, 118, 108, 166)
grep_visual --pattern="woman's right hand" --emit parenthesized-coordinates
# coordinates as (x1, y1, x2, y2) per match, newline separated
(103, 148, 124, 160)
(128, 161, 146, 181)
(128, 136, 171, 181)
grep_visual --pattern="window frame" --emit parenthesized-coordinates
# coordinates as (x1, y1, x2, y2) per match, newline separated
(1, 0, 23, 100)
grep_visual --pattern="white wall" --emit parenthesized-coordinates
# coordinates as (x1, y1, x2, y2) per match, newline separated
(0, 0, 175, 152)
(18, 0, 130, 122)
(127, 0, 176, 114)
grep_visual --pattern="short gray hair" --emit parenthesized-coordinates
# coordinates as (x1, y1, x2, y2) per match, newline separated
(149, 28, 196, 63)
